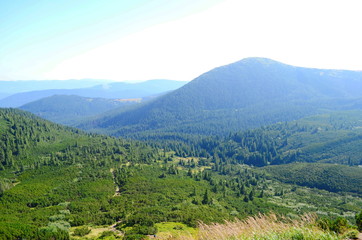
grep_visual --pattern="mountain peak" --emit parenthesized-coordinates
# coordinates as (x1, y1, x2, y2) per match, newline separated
(235, 57, 286, 66)
(81, 58, 362, 137)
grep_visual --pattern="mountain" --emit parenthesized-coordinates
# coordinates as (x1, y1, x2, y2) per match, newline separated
(80, 58, 362, 137)
(88, 79, 188, 97)
(0, 79, 109, 94)
(19, 95, 140, 126)
(0, 79, 187, 107)
(0, 93, 11, 100)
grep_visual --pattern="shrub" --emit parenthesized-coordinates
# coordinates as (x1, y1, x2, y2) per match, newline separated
(125, 214, 155, 227)
(317, 216, 352, 234)
(125, 224, 157, 236)
(173, 224, 184, 230)
(38, 225, 70, 240)
(342, 229, 359, 239)
(49, 214, 65, 222)
(123, 234, 149, 240)
(70, 215, 85, 226)
(356, 211, 362, 231)
(72, 226, 91, 237)
(331, 217, 348, 234)
(98, 230, 116, 239)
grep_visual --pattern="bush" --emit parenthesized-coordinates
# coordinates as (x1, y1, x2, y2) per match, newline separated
(356, 211, 362, 231)
(38, 226, 70, 240)
(331, 217, 348, 234)
(97, 230, 117, 239)
(342, 229, 359, 239)
(123, 234, 149, 240)
(72, 226, 91, 237)
(70, 215, 85, 226)
(173, 224, 184, 230)
(49, 214, 65, 222)
(125, 214, 155, 227)
(131, 225, 157, 235)
(317, 216, 351, 234)
(317, 217, 332, 231)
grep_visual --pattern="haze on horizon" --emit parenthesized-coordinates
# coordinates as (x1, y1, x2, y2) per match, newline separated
(1, 0, 362, 82)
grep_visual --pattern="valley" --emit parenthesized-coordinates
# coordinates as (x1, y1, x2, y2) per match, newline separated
(1, 59, 362, 239)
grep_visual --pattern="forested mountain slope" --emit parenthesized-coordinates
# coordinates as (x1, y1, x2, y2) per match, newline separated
(149, 110, 362, 167)
(263, 163, 362, 194)
(1, 108, 361, 239)
(0, 108, 157, 238)
(81, 58, 362, 137)
(20, 95, 140, 126)
(0, 108, 157, 172)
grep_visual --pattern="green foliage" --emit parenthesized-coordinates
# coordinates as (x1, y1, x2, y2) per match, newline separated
(342, 229, 360, 239)
(72, 226, 91, 237)
(123, 234, 148, 240)
(97, 230, 117, 239)
(264, 163, 362, 194)
(0, 108, 157, 171)
(317, 216, 355, 234)
(1, 108, 362, 239)
(136, 111, 362, 172)
(0, 108, 158, 239)
(356, 211, 362, 231)
(38, 223, 70, 240)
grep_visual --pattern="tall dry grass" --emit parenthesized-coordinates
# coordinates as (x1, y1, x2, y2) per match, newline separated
(163, 213, 340, 240)
(198, 213, 316, 240)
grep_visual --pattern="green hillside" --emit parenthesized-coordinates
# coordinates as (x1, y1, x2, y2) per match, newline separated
(0, 108, 156, 239)
(149, 110, 362, 166)
(263, 163, 362, 194)
(1, 108, 361, 239)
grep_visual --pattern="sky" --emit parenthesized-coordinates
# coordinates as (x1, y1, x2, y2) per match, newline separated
(1, 0, 362, 82)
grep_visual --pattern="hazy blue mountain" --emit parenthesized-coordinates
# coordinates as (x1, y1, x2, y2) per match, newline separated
(0, 79, 109, 94)
(89, 79, 188, 96)
(0, 92, 11, 100)
(19, 95, 140, 126)
(0, 79, 187, 107)
(80, 58, 362, 137)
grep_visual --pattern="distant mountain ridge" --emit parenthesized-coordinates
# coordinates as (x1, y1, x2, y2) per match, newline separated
(79, 58, 362, 137)
(0, 79, 187, 107)
(0, 79, 110, 94)
(20, 95, 139, 126)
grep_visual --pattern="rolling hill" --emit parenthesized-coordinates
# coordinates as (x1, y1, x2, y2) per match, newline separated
(19, 95, 141, 126)
(80, 57, 362, 137)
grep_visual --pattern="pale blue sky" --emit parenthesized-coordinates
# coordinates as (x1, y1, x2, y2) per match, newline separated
(0, 0, 222, 80)
(1, 0, 362, 81)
